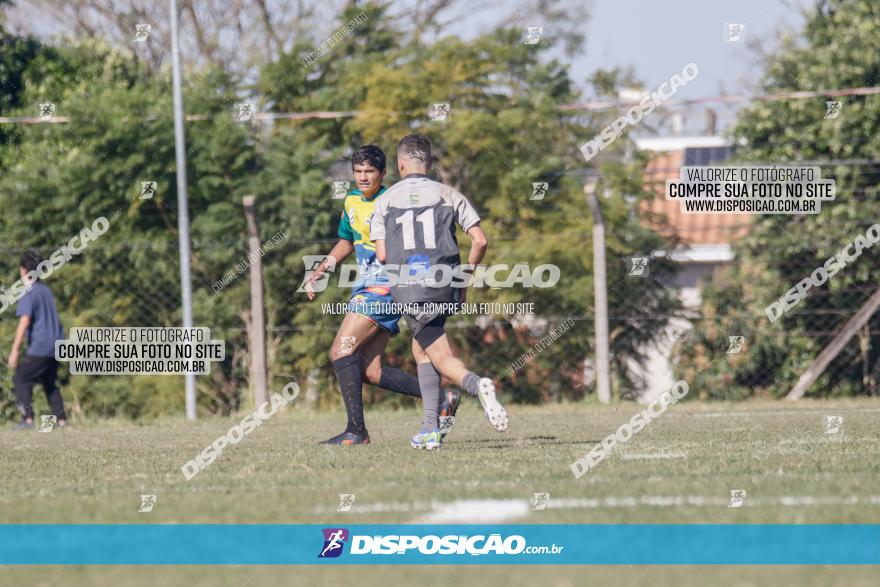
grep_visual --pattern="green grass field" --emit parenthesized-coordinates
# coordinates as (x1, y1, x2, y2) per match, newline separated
(1, 398, 878, 586)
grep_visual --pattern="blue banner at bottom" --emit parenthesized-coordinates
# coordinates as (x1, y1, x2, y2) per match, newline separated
(1, 524, 878, 564)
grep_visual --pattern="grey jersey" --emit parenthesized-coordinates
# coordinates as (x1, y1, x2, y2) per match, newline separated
(370, 174, 481, 305)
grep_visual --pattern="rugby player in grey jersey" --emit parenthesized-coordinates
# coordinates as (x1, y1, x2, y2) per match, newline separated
(371, 134, 508, 450)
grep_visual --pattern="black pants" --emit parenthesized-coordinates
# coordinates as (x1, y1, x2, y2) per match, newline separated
(13, 355, 66, 421)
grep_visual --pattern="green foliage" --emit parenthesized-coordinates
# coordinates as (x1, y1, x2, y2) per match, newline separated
(0, 6, 682, 419)
(0, 39, 259, 418)
(0, 24, 43, 161)
(678, 0, 880, 398)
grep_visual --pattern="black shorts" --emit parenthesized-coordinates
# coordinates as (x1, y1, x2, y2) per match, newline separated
(405, 313, 448, 350)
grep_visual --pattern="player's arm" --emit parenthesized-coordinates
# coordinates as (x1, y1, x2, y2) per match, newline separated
(452, 189, 486, 303)
(8, 315, 30, 369)
(370, 198, 388, 263)
(458, 225, 487, 304)
(465, 224, 488, 265)
(304, 203, 358, 300)
(319, 238, 355, 270)
(303, 239, 353, 301)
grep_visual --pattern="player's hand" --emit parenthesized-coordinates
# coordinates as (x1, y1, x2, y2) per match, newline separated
(303, 265, 326, 301)
(7, 349, 18, 370)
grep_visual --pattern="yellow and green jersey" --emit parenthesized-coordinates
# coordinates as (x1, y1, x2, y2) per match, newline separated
(337, 186, 390, 294)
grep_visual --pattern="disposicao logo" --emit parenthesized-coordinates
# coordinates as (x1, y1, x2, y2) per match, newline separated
(317, 530, 563, 558)
(318, 528, 349, 558)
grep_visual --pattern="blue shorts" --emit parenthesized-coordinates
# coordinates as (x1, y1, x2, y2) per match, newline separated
(347, 288, 400, 335)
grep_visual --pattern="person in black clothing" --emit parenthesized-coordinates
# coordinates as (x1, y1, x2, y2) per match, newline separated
(8, 251, 67, 430)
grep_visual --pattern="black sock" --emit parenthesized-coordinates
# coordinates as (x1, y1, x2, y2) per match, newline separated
(379, 367, 422, 398)
(333, 355, 366, 434)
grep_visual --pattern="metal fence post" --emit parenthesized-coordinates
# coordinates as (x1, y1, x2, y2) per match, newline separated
(585, 179, 612, 404)
(170, 0, 196, 420)
(243, 195, 269, 408)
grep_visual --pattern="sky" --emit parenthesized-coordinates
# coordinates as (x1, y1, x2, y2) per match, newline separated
(571, 0, 815, 132)
(413, 0, 817, 133)
(578, 0, 813, 100)
(6, 0, 817, 133)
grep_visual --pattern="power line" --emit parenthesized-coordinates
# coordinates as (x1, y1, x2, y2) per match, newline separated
(3, 86, 879, 125)
(560, 86, 880, 112)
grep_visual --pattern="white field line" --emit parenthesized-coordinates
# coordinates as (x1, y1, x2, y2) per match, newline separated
(414, 499, 531, 524)
(620, 452, 688, 461)
(682, 407, 880, 418)
(549, 496, 723, 508)
(547, 496, 880, 508)
(312, 495, 880, 522)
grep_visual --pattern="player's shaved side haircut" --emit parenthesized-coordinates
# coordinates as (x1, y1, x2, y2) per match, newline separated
(397, 134, 432, 167)
(351, 144, 386, 172)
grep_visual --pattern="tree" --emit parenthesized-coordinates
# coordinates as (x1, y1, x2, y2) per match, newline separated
(678, 0, 880, 398)
(0, 37, 260, 417)
(5, 0, 587, 75)
(260, 14, 681, 403)
(0, 4, 682, 420)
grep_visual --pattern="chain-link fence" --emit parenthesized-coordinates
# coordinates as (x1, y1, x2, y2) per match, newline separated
(669, 222, 880, 400)
(2, 208, 877, 422)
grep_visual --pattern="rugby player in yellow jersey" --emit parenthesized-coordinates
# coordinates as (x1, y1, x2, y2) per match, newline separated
(302, 145, 460, 445)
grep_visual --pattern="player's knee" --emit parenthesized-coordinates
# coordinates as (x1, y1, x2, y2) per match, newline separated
(425, 344, 452, 365)
(364, 362, 382, 385)
(438, 355, 459, 374)
(329, 346, 347, 362)
(329, 341, 351, 361)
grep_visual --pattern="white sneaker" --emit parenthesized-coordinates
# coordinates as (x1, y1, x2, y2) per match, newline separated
(476, 378, 508, 432)
(410, 430, 442, 450)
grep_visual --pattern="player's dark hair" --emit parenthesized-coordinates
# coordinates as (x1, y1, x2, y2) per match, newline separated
(351, 145, 386, 172)
(20, 250, 43, 273)
(397, 134, 432, 167)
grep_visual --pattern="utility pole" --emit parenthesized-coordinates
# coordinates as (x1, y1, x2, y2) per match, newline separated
(243, 196, 268, 408)
(170, 0, 196, 420)
(585, 179, 612, 404)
